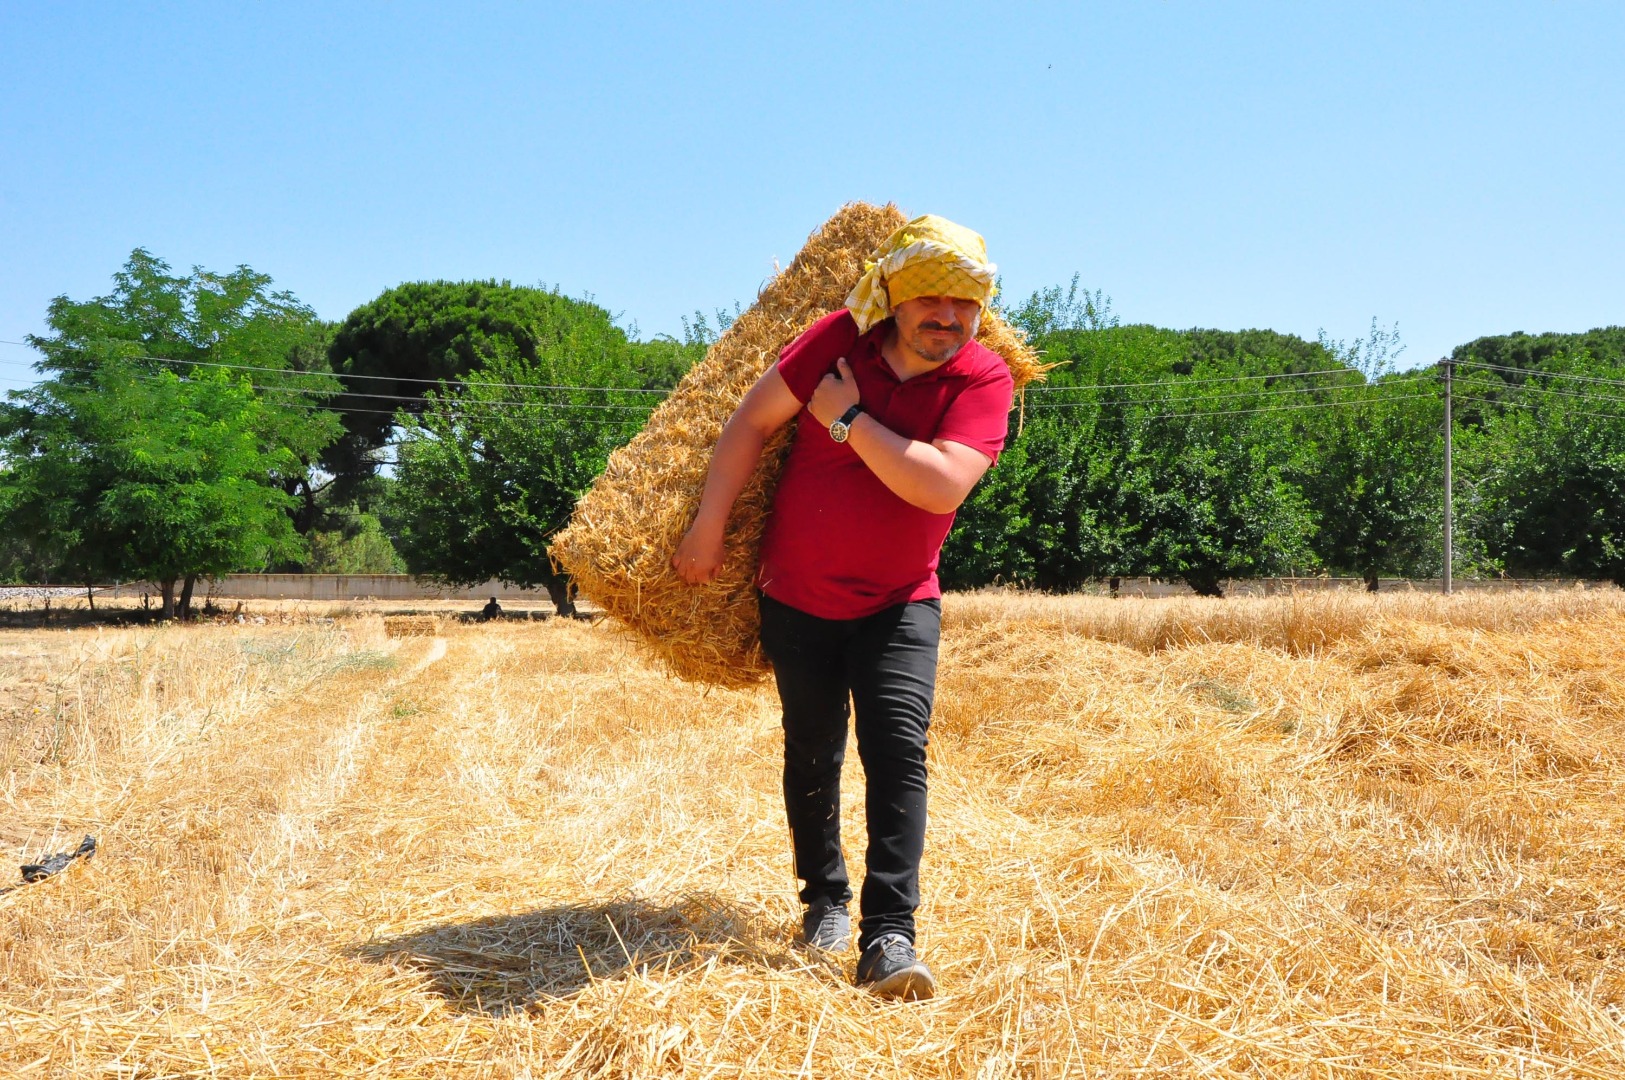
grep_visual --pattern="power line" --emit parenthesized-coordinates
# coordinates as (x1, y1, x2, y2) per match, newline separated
(261, 388, 1436, 425)
(1029, 378, 1404, 410)
(16, 336, 1625, 409)
(1456, 393, 1625, 422)
(0, 342, 357, 384)
(5, 347, 1434, 421)
(6, 339, 1382, 406)
(0, 352, 659, 411)
(215, 380, 651, 412)
(1140, 391, 1436, 422)
(0, 342, 1394, 412)
(11, 337, 1371, 396)
(15, 335, 1613, 422)
(288, 397, 647, 427)
(1025, 366, 1364, 393)
(282, 398, 646, 425)
(0, 338, 673, 394)
(232, 396, 640, 427)
(6, 364, 647, 426)
(11, 350, 1427, 421)
(1452, 375, 1625, 408)
(1452, 358, 1625, 390)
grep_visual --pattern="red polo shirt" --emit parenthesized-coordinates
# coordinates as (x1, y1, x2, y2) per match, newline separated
(756, 309, 1014, 620)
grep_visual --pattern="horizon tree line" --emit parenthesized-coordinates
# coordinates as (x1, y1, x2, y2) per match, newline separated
(3, 250, 1623, 617)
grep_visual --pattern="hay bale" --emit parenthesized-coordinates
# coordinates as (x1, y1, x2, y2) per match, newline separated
(383, 615, 441, 638)
(550, 202, 1045, 688)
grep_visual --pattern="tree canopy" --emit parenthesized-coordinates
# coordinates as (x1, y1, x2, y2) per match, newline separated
(389, 338, 685, 614)
(1451, 331, 1625, 586)
(323, 280, 690, 495)
(944, 319, 1354, 594)
(0, 250, 335, 614)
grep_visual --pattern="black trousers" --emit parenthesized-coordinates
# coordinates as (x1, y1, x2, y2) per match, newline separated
(757, 591, 941, 950)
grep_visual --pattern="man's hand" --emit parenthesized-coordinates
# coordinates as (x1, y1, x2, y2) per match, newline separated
(808, 357, 860, 427)
(667, 366, 803, 589)
(671, 519, 726, 584)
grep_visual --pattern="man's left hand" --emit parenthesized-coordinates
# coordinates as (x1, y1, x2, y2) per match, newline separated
(808, 357, 860, 427)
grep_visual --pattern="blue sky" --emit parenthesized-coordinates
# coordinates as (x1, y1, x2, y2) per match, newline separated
(2, 1, 1620, 392)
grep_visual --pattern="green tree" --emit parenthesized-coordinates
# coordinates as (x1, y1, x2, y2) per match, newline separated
(1182, 327, 1336, 375)
(1287, 322, 1442, 589)
(1112, 409, 1315, 596)
(1453, 342, 1625, 585)
(390, 332, 669, 614)
(2, 366, 306, 616)
(305, 512, 406, 574)
(937, 422, 1040, 589)
(1450, 326, 1625, 375)
(943, 324, 1185, 590)
(999, 273, 1118, 338)
(1290, 382, 1441, 588)
(942, 273, 1127, 591)
(0, 250, 335, 614)
(325, 281, 693, 496)
(0, 527, 54, 585)
(948, 321, 1322, 595)
(26, 248, 340, 536)
(939, 385, 1128, 591)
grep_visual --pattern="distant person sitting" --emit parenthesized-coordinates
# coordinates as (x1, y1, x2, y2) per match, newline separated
(481, 596, 502, 621)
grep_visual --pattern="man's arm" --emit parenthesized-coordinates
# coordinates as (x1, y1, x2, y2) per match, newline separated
(671, 366, 804, 584)
(808, 357, 994, 515)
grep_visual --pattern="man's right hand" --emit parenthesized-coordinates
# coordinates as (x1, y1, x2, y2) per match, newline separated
(671, 522, 726, 584)
(669, 365, 801, 587)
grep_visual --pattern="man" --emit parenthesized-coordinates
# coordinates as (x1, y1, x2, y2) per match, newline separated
(671, 215, 1013, 1000)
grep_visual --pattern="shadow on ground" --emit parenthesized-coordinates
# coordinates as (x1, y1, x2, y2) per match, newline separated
(354, 893, 795, 1015)
(0, 606, 165, 629)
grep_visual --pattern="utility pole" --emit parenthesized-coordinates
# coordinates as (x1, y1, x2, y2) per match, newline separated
(1441, 358, 1453, 595)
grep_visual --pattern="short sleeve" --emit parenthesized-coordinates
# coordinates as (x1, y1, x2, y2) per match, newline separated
(776, 309, 861, 403)
(934, 361, 1015, 463)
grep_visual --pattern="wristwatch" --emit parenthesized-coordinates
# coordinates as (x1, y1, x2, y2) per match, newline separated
(829, 404, 864, 443)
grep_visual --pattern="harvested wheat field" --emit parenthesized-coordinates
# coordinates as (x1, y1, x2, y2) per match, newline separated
(4, 589, 1625, 1077)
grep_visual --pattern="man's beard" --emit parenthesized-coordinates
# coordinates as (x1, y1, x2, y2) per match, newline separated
(907, 314, 978, 364)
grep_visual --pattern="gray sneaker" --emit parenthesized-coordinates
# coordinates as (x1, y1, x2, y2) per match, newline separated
(797, 899, 851, 953)
(855, 933, 935, 1000)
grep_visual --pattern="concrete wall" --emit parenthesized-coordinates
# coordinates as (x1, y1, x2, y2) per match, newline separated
(1025, 576, 1608, 598)
(99, 575, 555, 602)
(65, 574, 1611, 603)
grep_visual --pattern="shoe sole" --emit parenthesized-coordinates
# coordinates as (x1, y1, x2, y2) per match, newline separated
(862, 963, 936, 1001)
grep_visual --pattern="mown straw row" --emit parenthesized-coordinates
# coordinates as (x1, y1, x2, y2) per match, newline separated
(550, 202, 1044, 688)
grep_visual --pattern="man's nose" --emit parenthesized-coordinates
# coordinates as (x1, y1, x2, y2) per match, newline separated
(928, 299, 960, 325)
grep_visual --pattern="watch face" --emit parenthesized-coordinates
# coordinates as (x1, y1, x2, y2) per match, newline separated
(830, 422, 849, 443)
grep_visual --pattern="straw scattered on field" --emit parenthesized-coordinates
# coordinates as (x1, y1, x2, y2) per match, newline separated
(3, 589, 1625, 1077)
(551, 201, 1045, 690)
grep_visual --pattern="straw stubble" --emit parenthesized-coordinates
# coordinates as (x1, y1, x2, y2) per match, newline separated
(5, 589, 1625, 1077)
(550, 202, 1044, 688)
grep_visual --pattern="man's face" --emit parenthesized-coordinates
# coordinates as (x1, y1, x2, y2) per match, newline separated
(894, 295, 982, 364)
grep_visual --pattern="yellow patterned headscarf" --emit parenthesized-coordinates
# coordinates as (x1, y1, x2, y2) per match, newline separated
(845, 214, 998, 332)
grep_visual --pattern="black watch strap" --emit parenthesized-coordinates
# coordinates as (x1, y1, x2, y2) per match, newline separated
(837, 404, 864, 426)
